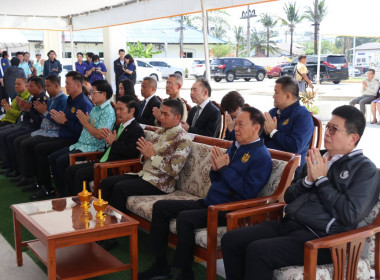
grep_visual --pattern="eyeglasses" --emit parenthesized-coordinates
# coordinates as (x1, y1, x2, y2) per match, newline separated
(325, 124, 343, 135)
(90, 89, 102, 94)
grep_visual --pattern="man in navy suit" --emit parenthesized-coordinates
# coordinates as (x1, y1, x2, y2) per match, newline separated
(181, 78, 221, 137)
(138, 76, 161, 126)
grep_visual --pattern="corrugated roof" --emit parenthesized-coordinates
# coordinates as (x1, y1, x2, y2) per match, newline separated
(20, 18, 226, 44)
(355, 42, 380, 51)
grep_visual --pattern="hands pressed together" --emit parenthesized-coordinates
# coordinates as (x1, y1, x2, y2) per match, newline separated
(306, 147, 328, 182)
(211, 146, 230, 171)
(263, 112, 277, 135)
(136, 137, 155, 160)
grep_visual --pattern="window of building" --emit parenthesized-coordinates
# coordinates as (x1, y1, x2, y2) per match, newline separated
(184, 52, 193, 58)
(99, 52, 104, 58)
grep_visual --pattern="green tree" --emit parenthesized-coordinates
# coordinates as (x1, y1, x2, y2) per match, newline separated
(126, 41, 161, 58)
(233, 26, 244, 57)
(211, 44, 231, 58)
(304, 0, 328, 54)
(280, 1, 304, 57)
(258, 13, 278, 57)
(250, 29, 277, 56)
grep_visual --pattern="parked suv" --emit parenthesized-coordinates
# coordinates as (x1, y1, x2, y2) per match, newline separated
(148, 61, 184, 78)
(280, 55, 348, 84)
(210, 57, 267, 82)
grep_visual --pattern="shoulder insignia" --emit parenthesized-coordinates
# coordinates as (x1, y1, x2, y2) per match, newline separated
(241, 152, 250, 163)
(71, 107, 76, 113)
(2, 63, 5, 66)
(340, 170, 349, 179)
(282, 118, 289, 125)
(43, 97, 46, 100)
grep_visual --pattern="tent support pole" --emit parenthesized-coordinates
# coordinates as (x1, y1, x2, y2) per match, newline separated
(317, 31, 322, 86)
(201, 0, 211, 81)
(69, 16, 75, 70)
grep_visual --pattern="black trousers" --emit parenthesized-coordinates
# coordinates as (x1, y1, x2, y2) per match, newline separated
(147, 199, 226, 270)
(221, 220, 332, 280)
(65, 161, 96, 196)
(48, 146, 81, 195)
(99, 174, 165, 213)
(0, 121, 12, 127)
(34, 139, 75, 188)
(13, 133, 31, 174)
(1, 126, 31, 170)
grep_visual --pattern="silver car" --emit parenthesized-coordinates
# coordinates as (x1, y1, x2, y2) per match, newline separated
(148, 61, 184, 78)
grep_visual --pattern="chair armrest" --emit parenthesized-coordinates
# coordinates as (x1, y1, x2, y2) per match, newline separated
(92, 158, 142, 197)
(69, 151, 103, 166)
(303, 225, 375, 280)
(226, 202, 286, 231)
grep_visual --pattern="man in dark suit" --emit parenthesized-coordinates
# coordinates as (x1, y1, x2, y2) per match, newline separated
(138, 76, 161, 126)
(181, 77, 221, 137)
(114, 49, 125, 96)
(65, 95, 144, 196)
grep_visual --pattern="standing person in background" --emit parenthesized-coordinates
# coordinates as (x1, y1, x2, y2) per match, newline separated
(86, 55, 107, 84)
(18, 52, 32, 79)
(221, 91, 245, 141)
(121, 54, 136, 85)
(43, 50, 62, 78)
(294, 55, 313, 94)
(0, 51, 10, 111)
(75, 52, 88, 76)
(84, 52, 94, 67)
(3, 57, 25, 101)
(33, 54, 44, 77)
(114, 49, 125, 97)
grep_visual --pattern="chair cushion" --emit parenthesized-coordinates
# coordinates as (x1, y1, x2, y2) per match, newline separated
(126, 191, 199, 221)
(273, 258, 371, 280)
(257, 159, 288, 197)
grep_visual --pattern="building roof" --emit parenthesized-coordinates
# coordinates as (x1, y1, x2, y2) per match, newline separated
(355, 42, 380, 51)
(275, 42, 305, 56)
(20, 18, 226, 45)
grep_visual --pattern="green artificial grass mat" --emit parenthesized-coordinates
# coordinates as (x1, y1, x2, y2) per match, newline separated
(0, 173, 225, 279)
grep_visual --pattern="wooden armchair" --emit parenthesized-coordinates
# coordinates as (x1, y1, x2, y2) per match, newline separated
(309, 114, 323, 149)
(226, 169, 380, 280)
(211, 100, 227, 139)
(69, 151, 103, 166)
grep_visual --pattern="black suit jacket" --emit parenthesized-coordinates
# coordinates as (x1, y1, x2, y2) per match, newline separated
(138, 95, 161, 126)
(107, 119, 144, 161)
(187, 101, 221, 137)
(114, 59, 124, 81)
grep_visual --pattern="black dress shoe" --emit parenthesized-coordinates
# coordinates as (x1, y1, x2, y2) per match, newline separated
(22, 182, 40, 192)
(30, 186, 55, 200)
(5, 170, 20, 177)
(138, 264, 172, 280)
(0, 168, 11, 175)
(17, 177, 34, 187)
(10, 175, 24, 183)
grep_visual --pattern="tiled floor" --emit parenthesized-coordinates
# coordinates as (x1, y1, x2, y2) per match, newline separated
(0, 235, 46, 280)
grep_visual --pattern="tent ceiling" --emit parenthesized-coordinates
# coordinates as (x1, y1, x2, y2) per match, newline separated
(0, 0, 276, 31)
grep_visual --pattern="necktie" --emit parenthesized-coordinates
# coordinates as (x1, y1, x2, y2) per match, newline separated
(191, 106, 201, 127)
(139, 99, 146, 117)
(100, 124, 124, 162)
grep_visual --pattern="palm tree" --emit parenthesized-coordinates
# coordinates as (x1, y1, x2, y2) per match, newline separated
(233, 26, 244, 57)
(304, 0, 328, 54)
(250, 29, 277, 56)
(280, 2, 304, 57)
(258, 13, 277, 57)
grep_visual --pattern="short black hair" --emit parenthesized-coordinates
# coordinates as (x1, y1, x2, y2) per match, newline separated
(23, 52, 30, 56)
(86, 52, 94, 59)
(275, 75, 299, 99)
(66, 71, 84, 86)
(118, 95, 140, 119)
(368, 69, 375, 75)
(119, 78, 136, 98)
(2, 51, 8, 57)
(241, 106, 265, 135)
(11, 57, 20, 66)
(162, 99, 184, 119)
(93, 55, 100, 62)
(119, 49, 125, 53)
(143, 76, 157, 90)
(16, 51, 23, 56)
(221, 91, 245, 113)
(47, 50, 56, 56)
(91, 79, 113, 100)
(332, 105, 365, 146)
(196, 77, 212, 97)
(29, 76, 45, 90)
(45, 75, 61, 86)
(16, 76, 27, 84)
(298, 55, 307, 60)
(77, 52, 84, 57)
(124, 54, 134, 63)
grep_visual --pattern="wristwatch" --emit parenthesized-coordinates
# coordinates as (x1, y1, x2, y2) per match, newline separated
(316, 176, 325, 181)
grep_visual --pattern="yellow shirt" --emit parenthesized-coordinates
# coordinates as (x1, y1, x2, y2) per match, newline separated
(296, 62, 308, 82)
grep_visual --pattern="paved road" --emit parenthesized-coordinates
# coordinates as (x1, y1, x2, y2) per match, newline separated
(135, 77, 379, 167)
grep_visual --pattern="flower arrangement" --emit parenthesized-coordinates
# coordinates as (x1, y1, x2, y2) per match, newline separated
(300, 87, 319, 114)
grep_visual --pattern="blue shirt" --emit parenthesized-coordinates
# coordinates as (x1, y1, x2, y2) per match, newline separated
(70, 100, 115, 152)
(204, 139, 272, 206)
(75, 61, 88, 76)
(58, 93, 93, 140)
(43, 59, 62, 78)
(263, 100, 314, 168)
(19, 61, 32, 78)
(88, 62, 107, 83)
(0, 58, 10, 78)
(31, 92, 67, 138)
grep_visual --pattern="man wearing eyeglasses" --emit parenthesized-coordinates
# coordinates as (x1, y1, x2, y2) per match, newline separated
(222, 105, 380, 280)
